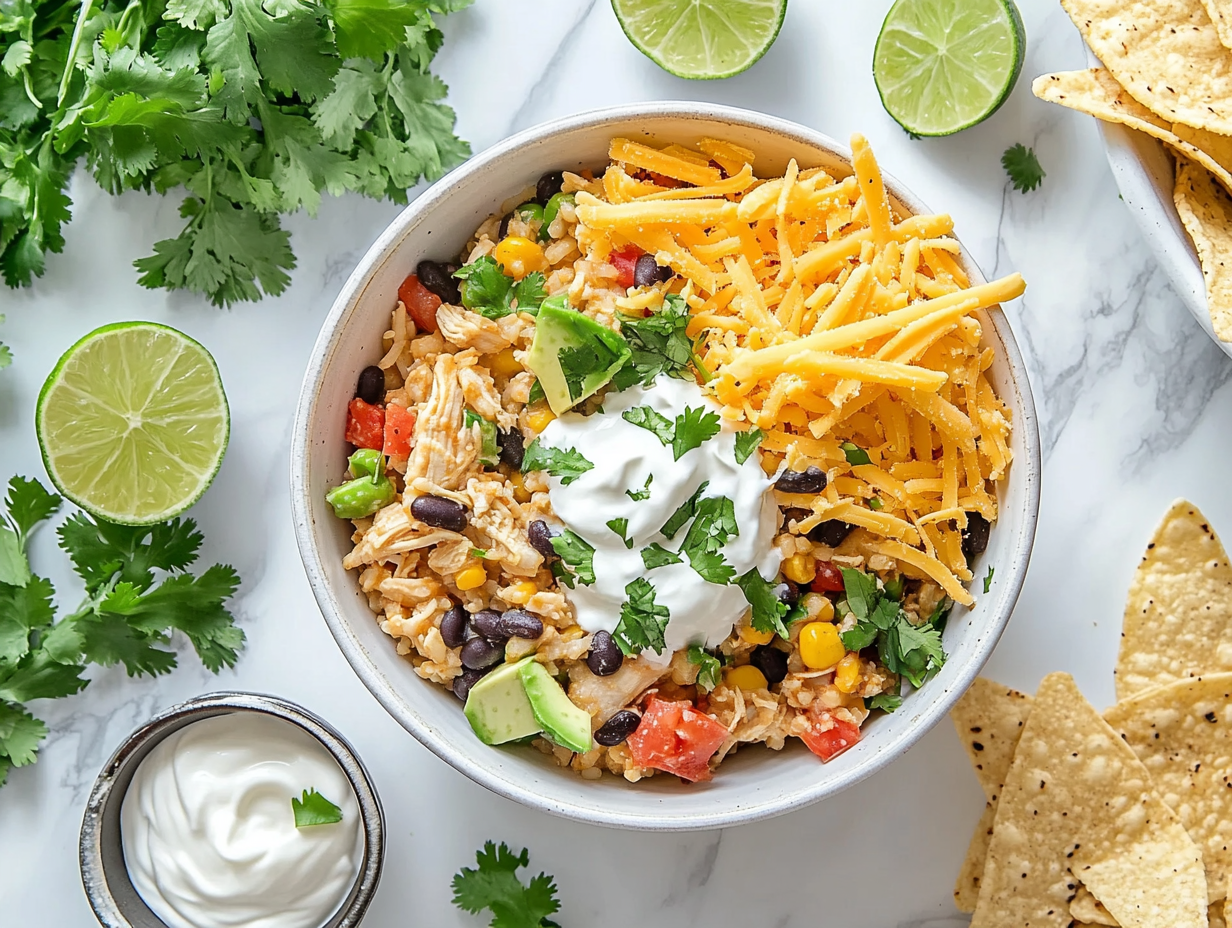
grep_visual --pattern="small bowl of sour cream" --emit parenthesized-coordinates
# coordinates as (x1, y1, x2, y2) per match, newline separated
(79, 692, 383, 928)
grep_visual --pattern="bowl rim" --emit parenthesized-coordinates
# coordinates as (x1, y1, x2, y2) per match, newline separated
(78, 691, 385, 928)
(290, 100, 1043, 831)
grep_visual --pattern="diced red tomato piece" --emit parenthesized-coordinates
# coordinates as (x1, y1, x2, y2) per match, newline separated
(800, 712, 861, 762)
(608, 246, 642, 289)
(345, 398, 385, 450)
(398, 273, 442, 333)
(627, 697, 729, 782)
(810, 560, 845, 593)
(383, 403, 416, 458)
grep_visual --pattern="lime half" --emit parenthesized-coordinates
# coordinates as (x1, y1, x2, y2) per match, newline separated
(873, 0, 1025, 136)
(36, 323, 230, 525)
(612, 0, 787, 80)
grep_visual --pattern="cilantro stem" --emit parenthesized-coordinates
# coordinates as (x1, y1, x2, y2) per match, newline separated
(57, 0, 94, 106)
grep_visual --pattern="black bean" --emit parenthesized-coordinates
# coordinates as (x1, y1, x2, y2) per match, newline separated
(499, 609, 543, 640)
(470, 609, 506, 640)
(751, 646, 789, 685)
(772, 581, 799, 609)
(498, 427, 525, 470)
(961, 513, 991, 560)
(536, 170, 565, 204)
(586, 630, 623, 676)
(355, 365, 385, 405)
(633, 254, 673, 288)
(774, 466, 828, 495)
(410, 495, 468, 532)
(808, 519, 856, 548)
(780, 506, 812, 533)
(594, 710, 641, 747)
(528, 520, 557, 559)
(452, 667, 489, 701)
(440, 605, 468, 649)
(416, 260, 461, 305)
(460, 637, 504, 671)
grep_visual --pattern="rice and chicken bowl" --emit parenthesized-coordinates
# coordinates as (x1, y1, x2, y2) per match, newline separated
(325, 134, 1024, 783)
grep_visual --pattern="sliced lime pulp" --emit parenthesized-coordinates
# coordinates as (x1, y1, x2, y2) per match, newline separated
(873, 0, 1025, 136)
(611, 0, 788, 80)
(36, 322, 230, 525)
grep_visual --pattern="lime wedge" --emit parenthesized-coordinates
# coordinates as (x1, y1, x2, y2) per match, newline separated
(873, 0, 1025, 136)
(611, 0, 787, 80)
(36, 323, 230, 525)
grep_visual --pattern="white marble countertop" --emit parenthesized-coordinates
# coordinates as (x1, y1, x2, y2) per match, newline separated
(3, 1, 1231, 925)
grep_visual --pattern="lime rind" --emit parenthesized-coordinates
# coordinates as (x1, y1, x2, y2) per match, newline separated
(612, 0, 788, 80)
(36, 322, 230, 526)
(873, 0, 1025, 137)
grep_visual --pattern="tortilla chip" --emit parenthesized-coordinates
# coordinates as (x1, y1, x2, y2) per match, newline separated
(1059, 0, 1232, 135)
(1106, 673, 1232, 904)
(1175, 158, 1232, 342)
(971, 672, 1207, 928)
(1117, 500, 1232, 699)
(1072, 885, 1121, 926)
(1031, 70, 1232, 196)
(1201, 0, 1232, 52)
(956, 803, 997, 913)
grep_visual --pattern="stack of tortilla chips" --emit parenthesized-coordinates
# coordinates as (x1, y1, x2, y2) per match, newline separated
(953, 500, 1232, 927)
(1034, 0, 1232, 341)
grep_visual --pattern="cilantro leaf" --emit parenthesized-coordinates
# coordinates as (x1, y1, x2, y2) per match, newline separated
(606, 518, 633, 549)
(0, 342, 9, 371)
(512, 273, 547, 313)
(521, 439, 593, 486)
(672, 405, 721, 460)
(324, 0, 428, 60)
(661, 482, 708, 540)
(549, 531, 595, 588)
(841, 441, 871, 466)
(452, 841, 561, 928)
(865, 691, 902, 713)
(840, 567, 878, 620)
(983, 565, 994, 594)
(625, 475, 653, 502)
(292, 788, 344, 827)
(688, 646, 721, 692)
(1002, 143, 1045, 194)
(836, 567, 948, 689)
(0, 478, 61, 587)
(640, 543, 682, 570)
(558, 333, 627, 403)
(736, 568, 789, 639)
(0, 650, 89, 703)
(455, 256, 516, 318)
(622, 405, 674, 445)
(678, 496, 738, 584)
(0, 701, 47, 768)
(733, 428, 764, 465)
(0, 577, 56, 664)
(612, 577, 669, 656)
(75, 610, 179, 678)
(612, 293, 706, 389)
(528, 380, 545, 405)
(58, 514, 203, 595)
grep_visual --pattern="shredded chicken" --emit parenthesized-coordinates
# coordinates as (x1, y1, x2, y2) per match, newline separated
(342, 502, 466, 568)
(436, 303, 514, 354)
(457, 360, 513, 427)
(568, 659, 667, 726)
(405, 352, 478, 491)
(466, 475, 542, 578)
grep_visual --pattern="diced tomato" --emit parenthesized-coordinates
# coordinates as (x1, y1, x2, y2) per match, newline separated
(627, 697, 729, 782)
(398, 273, 442, 333)
(800, 712, 861, 762)
(345, 398, 385, 450)
(383, 403, 416, 458)
(608, 246, 642, 288)
(810, 560, 845, 593)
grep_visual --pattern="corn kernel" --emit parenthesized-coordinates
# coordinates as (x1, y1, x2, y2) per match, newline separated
(455, 565, 487, 591)
(782, 553, 815, 584)
(725, 664, 769, 692)
(507, 470, 532, 503)
(811, 595, 835, 623)
(834, 652, 862, 693)
(738, 624, 774, 646)
(493, 236, 547, 280)
(799, 622, 845, 670)
(489, 347, 523, 378)
(526, 408, 556, 433)
(505, 580, 538, 605)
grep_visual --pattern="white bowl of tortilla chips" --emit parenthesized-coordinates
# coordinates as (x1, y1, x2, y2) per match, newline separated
(951, 498, 1232, 927)
(1032, 0, 1232, 358)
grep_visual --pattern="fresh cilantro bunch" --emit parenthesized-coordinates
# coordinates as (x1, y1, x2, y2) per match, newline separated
(452, 841, 561, 928)
(0, 476, 243, 786)
(0, 0, 472, 305)
(612, 293, 708, 389)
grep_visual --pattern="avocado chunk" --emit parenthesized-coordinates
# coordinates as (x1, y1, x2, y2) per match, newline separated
(464, 658, 542, 745)
(525, 299, 631, 415)
(518, 660, 593, 753)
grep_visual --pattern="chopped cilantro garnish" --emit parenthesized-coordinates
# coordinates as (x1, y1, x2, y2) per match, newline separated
(883, 575, 905, 601)
(606, 518, 633, 549)
(672, 406, 721, 460)
(559, 334, 628, 402)
(733, 428, 764, 465)
(640, 543, 682, 569)
(612, 578, 669, 656)
(528, 380, 546, 405)
(464, 409, 500, 466)
(292, 788, 343, 827)
(451, 841, 561, 928)
(688, 646, 722, 692)
(983, 565, 994, 594)
(1002, 143, 1045, 194)
(865, 691, 903, 713)
(470, 548, 488, 559)
(611, 293, 706, 390)
(454, 257, 546, 319)
(625, 475, 653, 502)
(549, 531, 595, 587)
(837, 567, 947, 690)
(661, 482, 709, 539)
(622, 406, 675, 445)
(841, 441, 872, 466)
(678, 495, 738, 584)
(521, 439, 593, 486)
(736, 568, 790, 639)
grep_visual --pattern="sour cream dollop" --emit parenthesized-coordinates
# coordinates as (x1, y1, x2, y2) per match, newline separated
(121, 712, 363, 928)
(540, 377, 782, 660)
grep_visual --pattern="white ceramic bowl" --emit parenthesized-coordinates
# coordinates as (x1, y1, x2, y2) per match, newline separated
(290, 103, 1042, 831)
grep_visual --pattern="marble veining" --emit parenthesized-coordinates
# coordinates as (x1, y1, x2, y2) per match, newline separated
(4, 1, 1232, 926)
